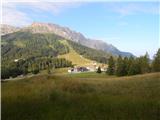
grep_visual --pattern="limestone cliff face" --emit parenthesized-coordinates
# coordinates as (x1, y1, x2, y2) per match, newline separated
(27, 22, 86, 43)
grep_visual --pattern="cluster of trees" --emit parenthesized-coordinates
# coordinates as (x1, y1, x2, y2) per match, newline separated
(152, 49, 160, 72)
(26, 57, 72, 72)
(1, 57, 73, 79)
(2, 64, 26, 79)
(107, 49, 160, 76)
(68, 40, 111, 63)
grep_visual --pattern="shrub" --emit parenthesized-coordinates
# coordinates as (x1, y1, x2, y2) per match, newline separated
(97, 67, 102, 73)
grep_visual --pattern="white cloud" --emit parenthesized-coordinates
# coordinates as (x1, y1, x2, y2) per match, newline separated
(2, 1, 159, 26)
(24, 2, 82, 15)
(2, 2, 82, 26)
(2, 3, 32, 26)
(106, 2, 159, 16)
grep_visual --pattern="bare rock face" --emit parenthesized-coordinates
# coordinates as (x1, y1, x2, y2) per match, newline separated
(27, 22, 86, 43)
(1, 24, 20, 35)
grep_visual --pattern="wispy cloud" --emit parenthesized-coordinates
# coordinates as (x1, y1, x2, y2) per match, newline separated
(25, 2, 82, 15)
(2, 1, 159, 26)
(2, 2, 83, 26)
(2, 3, 32, 26)
(105, 2, 159, 16)
(92, 36, 121, 43)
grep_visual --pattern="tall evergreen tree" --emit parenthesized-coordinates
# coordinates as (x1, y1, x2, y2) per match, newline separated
(123, 57, 129, 76)
(128, 58, 141, 75)
(140, 52, 150, 74)
(115, 56, 125, 76)
(152, 48, 160, 72)
(107, 56, 115, 75)
(126, 56, 134, 75)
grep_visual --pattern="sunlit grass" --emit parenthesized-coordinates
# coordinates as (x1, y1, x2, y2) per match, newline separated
(2, 72, 160, 120)
(58, 40, 96, 66)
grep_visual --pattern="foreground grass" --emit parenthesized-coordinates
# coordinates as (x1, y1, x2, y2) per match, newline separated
(2, 72, 160, 120)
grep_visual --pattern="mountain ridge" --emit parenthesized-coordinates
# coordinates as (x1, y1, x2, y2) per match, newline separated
(1, 24, 20, 35)
(1, 22, 134, 57)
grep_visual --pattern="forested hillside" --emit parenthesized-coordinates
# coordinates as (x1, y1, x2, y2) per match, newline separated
(1, 32, 72, 79)
(2, 31, 113, 63)
(2, 32, 69, 62)
(1, 31, 114, 79)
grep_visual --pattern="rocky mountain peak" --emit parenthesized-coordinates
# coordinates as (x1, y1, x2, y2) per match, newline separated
(28, 22, 86, 43)
(1, 24, 20, 35)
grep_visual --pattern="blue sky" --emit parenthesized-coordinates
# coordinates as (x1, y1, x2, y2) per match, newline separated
(2, 1, 160, 58)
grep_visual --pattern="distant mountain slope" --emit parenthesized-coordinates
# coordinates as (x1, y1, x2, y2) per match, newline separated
(79, 39, 133, 57)
(26, 22, 134, 57)
(68, 40, 111, 63)
(1, 32, 110, 64)
(2, 22, 134, 57)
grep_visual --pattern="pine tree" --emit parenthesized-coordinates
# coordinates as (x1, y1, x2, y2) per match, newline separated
(152, 48, 160, 72)
(140, 52, 150, 74)
(123, 57, 128, 76)
(115, 56, 124, 76)
(128, 58, 141, 75)
(97, 66, 102, 73)
(107, 56, 115, 75)
(127, 56, 134, 75)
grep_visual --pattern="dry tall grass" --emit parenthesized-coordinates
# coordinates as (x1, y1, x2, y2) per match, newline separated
(2, 72, 160, 120)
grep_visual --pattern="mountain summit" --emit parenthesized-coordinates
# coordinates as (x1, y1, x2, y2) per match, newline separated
(1, 24, 20, 35)
(1, 22, 134, 57)
(28, 22, 86, 43)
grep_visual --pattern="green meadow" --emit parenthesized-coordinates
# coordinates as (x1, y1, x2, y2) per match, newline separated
(2, 72, 160, 120)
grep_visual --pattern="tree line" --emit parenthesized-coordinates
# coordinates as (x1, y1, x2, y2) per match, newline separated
(1, 57, 73, 79)
(106, 49, 160, 76)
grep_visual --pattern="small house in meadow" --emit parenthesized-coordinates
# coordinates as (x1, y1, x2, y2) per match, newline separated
(68, 66, 89, 73)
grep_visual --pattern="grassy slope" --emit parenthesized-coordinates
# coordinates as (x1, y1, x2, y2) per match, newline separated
(2, 72, 160, 120)
(58, 40, 97, 66)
